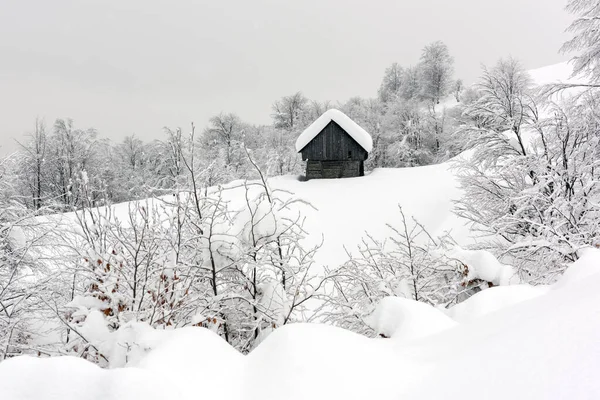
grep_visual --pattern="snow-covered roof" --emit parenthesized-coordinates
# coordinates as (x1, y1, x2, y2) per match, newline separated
(295, 109, 373, 153)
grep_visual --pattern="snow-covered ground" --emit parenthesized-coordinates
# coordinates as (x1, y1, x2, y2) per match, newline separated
(269, 164, 471, 268)
(2, 248, 599, 400)
(37, 158, 472, 272)
(529, 61, 575, 85)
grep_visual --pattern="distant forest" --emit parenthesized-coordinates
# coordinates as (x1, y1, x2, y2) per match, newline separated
(5, 41, 465, 211)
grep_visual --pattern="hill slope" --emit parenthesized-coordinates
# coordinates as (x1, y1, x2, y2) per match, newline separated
(267, 163, 471, 268)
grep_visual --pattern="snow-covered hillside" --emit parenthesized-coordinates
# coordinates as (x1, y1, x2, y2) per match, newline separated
(40, 158, 471, 272)
(529, 61, 575, 85)
(267, 164, 471, 268)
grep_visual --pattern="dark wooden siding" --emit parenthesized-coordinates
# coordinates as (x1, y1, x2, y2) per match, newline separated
(299, 121, 368, 161)
(306, 160, 364, 179)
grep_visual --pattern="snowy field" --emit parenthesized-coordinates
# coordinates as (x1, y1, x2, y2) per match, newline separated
(35, 151, 472, 273)
(264, 164, 470, 268)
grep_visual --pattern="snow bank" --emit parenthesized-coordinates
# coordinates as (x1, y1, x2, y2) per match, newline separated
(553, 247, 600, 290)
(245, 323, 402, 400)
(529, 61, 575, 86)
(137, 327, 244, 400)
(449, 247, 520, 286)
(445, 284, 549, 322)
(0, 328, 244, 400)
(3, 254, 600, 400)
(0, 356, 170, 400)
(295, 109, 373, 153)
(249, 261, 600, 399)
(401, 260, 600, 399)
(445, 248, 599, 322)
(366, 296, 457, 340)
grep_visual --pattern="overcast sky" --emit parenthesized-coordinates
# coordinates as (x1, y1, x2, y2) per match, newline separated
(0, 0, 573, 156)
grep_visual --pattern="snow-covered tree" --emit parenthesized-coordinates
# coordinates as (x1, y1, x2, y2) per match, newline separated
(418, 41, 454, 106)
(401, 65, 422, 100)
(46, 119, 99, 210)
(15, 119, 48, 211)
(456, 58, 600, 282)
(205, 114, 244, 167)
(259, 125, 302, 177)
(561, 0, 600, 86)
(378, 63, 404, 103)
(339, 97, 384, 168)
(380, 97, 440, 167)
(271, 92, 309, 131)
(453, 79, 464, 102)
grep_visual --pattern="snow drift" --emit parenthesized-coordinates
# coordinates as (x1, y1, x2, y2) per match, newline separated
(366, 296, 457, 340)
(2, 248, 600, 400)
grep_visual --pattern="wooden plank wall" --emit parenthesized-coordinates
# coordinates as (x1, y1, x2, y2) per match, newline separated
(300, 121, 368, 161)
(306, 160, 364, 179)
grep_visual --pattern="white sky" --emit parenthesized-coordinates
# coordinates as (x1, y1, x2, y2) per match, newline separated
(0, 0, 573, 155)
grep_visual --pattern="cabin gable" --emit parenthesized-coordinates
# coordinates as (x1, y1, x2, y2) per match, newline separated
(299, 120, 369, 162)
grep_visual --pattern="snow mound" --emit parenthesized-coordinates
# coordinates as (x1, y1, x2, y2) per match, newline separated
(367, 296, 457, 340)
(137, 327, 243, 400)
(553, 247, 600, 290)
(449, 247, 520, 286)
(0, 356, 169, 400)
(4, 259, 600, 400)
(402, 263, 600, 399)
(247, 262, 600, 399)
(446, 284, 550, 323)
(295, 108, 373, 153)
(246, 323, 400, 400)
(445, 249, 599, 323)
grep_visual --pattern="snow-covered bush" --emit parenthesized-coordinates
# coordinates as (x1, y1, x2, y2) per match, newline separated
(38, 138, 327, 361)
(317, 207, 461, 336)
(214, 147, 325, 352)
(0, 163, 61, 361)
(0, 156, 47, 359)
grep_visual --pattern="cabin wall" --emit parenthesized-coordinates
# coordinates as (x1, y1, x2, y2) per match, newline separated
(306, 160, 364, 179)
(300, 121, 368, 161)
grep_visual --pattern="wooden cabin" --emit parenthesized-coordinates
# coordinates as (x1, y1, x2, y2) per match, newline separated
(295, 109, 373, 180)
